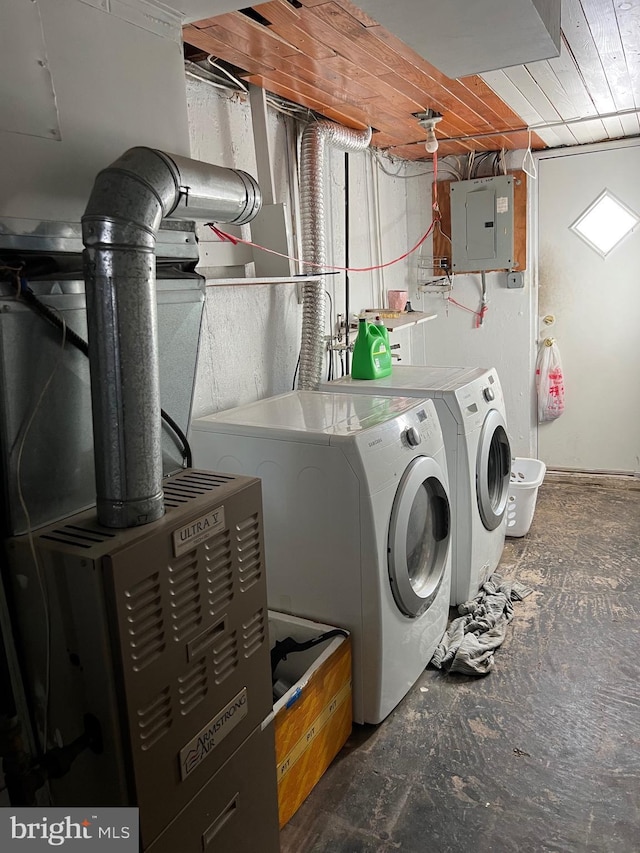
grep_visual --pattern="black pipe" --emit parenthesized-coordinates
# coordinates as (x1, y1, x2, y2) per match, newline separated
(160, 409, 193, 469)
(1, 713, 102, 805)
(0, 616, 16, 719)
(21, 288, 90, 357)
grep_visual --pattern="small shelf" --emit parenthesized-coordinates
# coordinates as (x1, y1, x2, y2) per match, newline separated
(351, 311, 437, 332)
(205, 275, 321, 287)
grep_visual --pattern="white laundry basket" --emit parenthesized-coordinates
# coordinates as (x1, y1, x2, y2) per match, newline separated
(505, 457, 547, 537)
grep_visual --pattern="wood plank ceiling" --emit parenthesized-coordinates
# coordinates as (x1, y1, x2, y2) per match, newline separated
(183, 0, 640, 160)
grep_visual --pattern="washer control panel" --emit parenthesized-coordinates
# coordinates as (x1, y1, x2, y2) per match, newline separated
(403, 426, 421, 447)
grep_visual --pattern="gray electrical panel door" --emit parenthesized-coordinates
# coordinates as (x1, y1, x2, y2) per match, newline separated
(450, 175, 515, 272)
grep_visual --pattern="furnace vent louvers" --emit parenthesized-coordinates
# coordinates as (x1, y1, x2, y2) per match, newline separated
(177, 658, 208, 716)
(169, 557, 202, 641)
(205, 532, 234, 614)
(82, 148, 261, 529)
(138, 686, 172, 751)
(236, 513, 262, 591)
(242, 609, 266, 658)
(298, 122, 372, 390)
(213, 631, 239, 685)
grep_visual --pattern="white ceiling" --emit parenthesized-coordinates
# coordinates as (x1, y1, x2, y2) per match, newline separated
(166, 0, 245, 24)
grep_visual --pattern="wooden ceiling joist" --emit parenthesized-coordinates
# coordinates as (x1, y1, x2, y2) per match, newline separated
(183, 0, 638, 158)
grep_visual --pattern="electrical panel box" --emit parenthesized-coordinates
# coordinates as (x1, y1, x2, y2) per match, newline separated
(450, 175, 515, 272)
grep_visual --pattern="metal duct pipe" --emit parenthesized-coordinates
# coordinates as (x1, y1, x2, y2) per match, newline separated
(82, 147, 261, 528)
(297, 122, 371, 390)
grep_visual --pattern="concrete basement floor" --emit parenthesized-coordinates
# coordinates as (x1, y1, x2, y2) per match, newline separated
(280, 474, 640, 853)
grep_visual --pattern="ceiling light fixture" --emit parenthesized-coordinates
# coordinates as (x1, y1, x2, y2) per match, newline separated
(416, 110, 443, 153)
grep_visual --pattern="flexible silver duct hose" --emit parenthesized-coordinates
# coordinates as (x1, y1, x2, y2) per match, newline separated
(298, 122, 372, 390)
(82, 147, 261, 528)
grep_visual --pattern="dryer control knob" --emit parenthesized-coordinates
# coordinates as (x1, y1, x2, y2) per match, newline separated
(483, 387, 495, 402)
(404, 426, 421, 447)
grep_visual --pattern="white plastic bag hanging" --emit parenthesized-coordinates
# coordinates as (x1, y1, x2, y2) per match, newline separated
(536, 338, 565, 422)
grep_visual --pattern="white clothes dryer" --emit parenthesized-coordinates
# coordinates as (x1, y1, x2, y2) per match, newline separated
(190, 391, 452, 725)
(323, 366, 511, 606)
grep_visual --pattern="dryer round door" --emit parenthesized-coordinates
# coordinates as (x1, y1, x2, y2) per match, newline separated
(476, 408, 511, 531)
(388, 456, 451, 618)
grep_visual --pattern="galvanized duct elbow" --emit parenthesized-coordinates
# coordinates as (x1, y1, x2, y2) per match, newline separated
(82, 146, 261, 528)
(297, 122, 372, 390)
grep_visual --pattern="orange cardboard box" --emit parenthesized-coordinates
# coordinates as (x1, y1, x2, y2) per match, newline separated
(269, 611, 352, 828)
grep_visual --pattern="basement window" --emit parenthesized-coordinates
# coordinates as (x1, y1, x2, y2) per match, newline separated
(570, 190, 639, 258)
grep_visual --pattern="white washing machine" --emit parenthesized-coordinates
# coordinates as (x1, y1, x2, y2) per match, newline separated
(190, 391, 452, 725)
(322, 366, 511, 606)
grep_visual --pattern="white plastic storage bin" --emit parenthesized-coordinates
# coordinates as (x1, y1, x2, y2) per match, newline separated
(505, 457, 547, 537)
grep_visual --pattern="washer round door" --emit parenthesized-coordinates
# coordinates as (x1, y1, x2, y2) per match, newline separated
(476, 408, 511, 531)
(388, 456, 451, 618)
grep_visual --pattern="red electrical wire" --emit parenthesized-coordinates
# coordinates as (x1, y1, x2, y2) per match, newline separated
(208, 149, 446, 275)
(207, 219, 437, 274)
(447, 296, 486, 324)
(475, 303, 489, 328)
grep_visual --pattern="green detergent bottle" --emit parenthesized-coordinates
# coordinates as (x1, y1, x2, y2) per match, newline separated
(351, 317, 392, 379)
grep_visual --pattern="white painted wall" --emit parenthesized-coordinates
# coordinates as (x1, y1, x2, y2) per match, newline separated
(187, 81, 302, 417)
(1, 1, 633, 472)
(186, 82, 540, 447)
(536, 141, 640, 473)
(404, 142, 640, 468)
(405, 157, 537, 458)
(411, 271, 537, 458)
(187, 78, 415, 416)
(0, 0, 415, 423)
(0, 0, 190, 223)
(0, 0, 537, 454)
(346, 154, 416, 360)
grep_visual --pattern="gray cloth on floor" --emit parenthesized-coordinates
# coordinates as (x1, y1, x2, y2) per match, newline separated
(431, 574, 533, 676)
